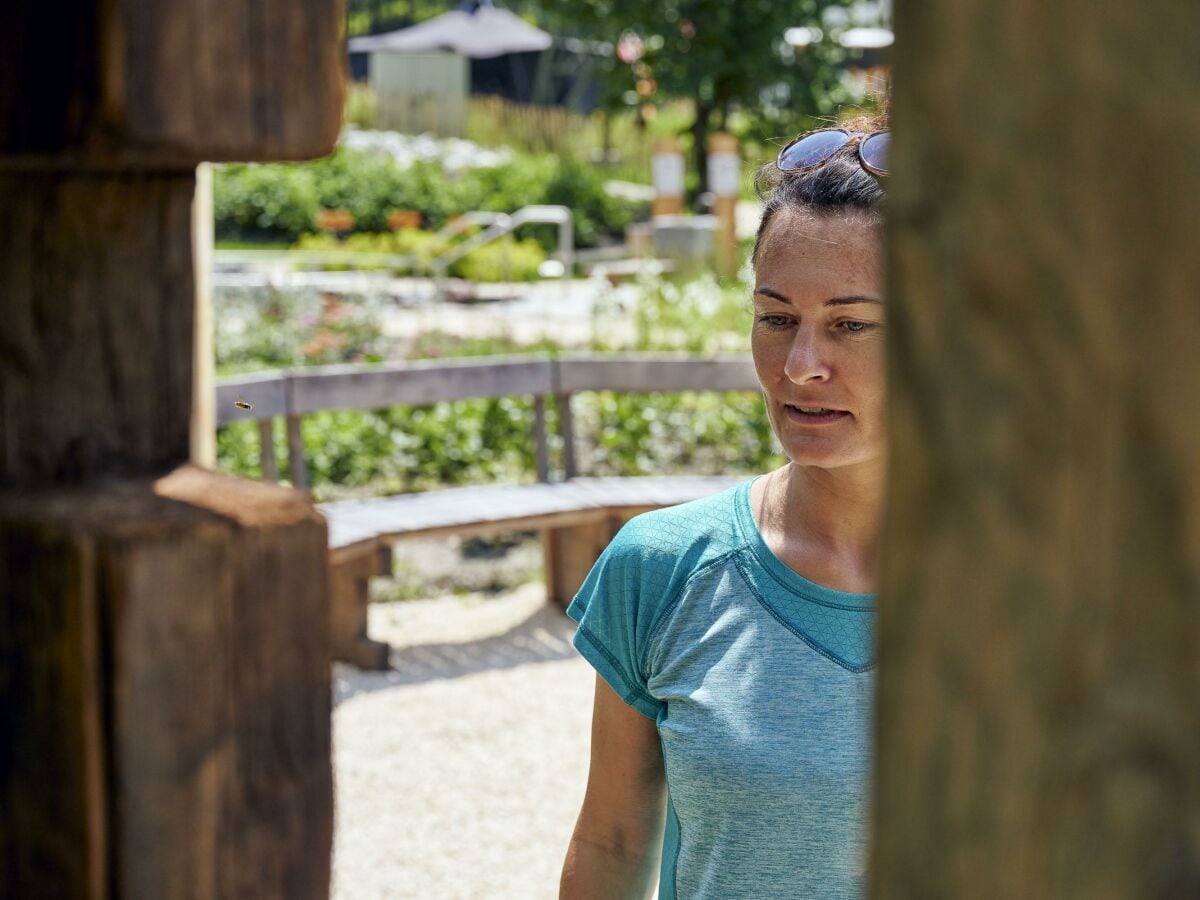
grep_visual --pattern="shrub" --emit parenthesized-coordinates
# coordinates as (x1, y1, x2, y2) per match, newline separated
(213, 163, 319, 241)
(293, 229, 547, 281)
(449, 236, 547, 282)
(213, 144, 645, 249)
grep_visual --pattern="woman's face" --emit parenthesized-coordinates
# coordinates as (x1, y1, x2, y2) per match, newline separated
(751, 208, 886, 472)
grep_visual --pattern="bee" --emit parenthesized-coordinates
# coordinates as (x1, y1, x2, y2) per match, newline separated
(234, 398, 253, 410)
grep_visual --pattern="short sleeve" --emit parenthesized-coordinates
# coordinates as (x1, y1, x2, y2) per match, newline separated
(565, 517, 667, 720)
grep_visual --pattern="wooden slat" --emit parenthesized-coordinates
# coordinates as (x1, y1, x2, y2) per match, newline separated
(318, 475, 744, 549)
(257, 419, 278, 482)
(215, 373, 289, 426)
(557, 393, 577, 479)
(533, 394, 550, 483)
(214, 354, 759, 427)
(556, 353, 759, 394)
(289, 357, 554, 414)
(285, 414, 309, 491)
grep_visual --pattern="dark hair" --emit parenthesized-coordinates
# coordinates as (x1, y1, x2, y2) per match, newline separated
(751, 113, 888, 265)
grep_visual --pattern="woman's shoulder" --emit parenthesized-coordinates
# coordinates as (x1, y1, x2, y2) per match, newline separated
(606, 480, 749, 573)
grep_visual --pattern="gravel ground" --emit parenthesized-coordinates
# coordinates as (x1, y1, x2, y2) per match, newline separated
(331, 583, 612, 899)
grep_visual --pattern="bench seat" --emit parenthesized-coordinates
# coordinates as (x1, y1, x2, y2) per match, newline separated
(317, 474, 746, 668)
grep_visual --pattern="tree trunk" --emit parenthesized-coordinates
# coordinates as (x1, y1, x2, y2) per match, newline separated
(873, 1, 1200, 897)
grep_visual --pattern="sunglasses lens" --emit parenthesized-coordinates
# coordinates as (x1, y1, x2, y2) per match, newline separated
(860, 132, 890, 173)
(778, 130, 851, 171)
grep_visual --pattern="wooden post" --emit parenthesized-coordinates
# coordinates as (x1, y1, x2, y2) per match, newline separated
(191, 163, 216, 468)
(533, 394, 550, 483)
(259, 418, 279, 482)
(542, 515, 623, 609)
(874, 2, 1200, 897)
(651, 136, 685, 217)
(557, 392, 578, 479)
(286, 413, 311, 491)
(706, 132, 740, 277)
(329, 542, 392, 671)
(0, 2, 344, 897)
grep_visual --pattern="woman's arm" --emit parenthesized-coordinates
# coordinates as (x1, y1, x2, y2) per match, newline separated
(560, 674, 667, 899)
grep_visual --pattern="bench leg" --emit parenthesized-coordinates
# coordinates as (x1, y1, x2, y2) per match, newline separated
(542, 517, 623, 610)
(329, 543, 392, 670)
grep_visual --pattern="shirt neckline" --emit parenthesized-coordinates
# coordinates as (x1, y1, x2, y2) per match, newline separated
(734, 475, 877, 610)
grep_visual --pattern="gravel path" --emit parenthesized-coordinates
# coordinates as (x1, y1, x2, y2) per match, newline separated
(331, 583, 606, 899)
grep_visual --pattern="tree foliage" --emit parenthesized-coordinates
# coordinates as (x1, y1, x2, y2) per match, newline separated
(346, 0, 867, 191)
(528, 0, 861, 191)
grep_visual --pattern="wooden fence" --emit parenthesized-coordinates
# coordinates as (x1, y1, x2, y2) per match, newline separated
(216, 353, 760, 489)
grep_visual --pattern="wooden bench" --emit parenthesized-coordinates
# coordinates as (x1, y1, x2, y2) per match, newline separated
(217, 353, 760, 669)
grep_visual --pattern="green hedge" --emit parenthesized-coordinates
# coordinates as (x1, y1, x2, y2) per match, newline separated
(213, 148, 644, 250)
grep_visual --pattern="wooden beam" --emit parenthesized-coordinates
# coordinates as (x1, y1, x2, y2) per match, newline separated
(215, 372, 290, 426)
(874, 1, 1200, 896)
(0, 0, 345, 167)
(287, 356, 555, 414)
(0, 173, 195, 486)
(190, 163, 216, 468)
(0, 467, 333, 898)
(1, 4, 343, 896)
(213, 354, 760, 427)
(556, 353, 760, 394)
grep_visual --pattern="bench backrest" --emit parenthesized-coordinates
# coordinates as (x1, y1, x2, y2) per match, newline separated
(216, 353, 760, 488)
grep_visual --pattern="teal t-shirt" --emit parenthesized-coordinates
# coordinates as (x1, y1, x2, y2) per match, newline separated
(565, 476, 876, 899)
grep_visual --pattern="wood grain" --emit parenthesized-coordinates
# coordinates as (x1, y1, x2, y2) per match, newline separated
(0, 0, 345, 166)
(0, 174, 195, 488)
(0, 466, 332, 899)
(874, 2, 1200, 896)
(215, 355, 761, 427)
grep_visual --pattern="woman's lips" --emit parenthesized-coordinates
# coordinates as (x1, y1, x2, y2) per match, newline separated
(783, 403, 850, 424)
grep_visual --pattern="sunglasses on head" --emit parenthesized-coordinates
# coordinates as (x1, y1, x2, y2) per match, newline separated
(776, 128, 890, 177)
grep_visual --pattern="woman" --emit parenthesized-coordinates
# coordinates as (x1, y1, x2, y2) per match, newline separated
(559, 114, 889, 899)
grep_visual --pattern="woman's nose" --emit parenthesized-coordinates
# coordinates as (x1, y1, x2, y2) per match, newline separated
(784, 330, 832, 384)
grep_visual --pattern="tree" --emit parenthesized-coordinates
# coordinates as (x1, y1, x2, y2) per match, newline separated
(541, 0, 859, 193)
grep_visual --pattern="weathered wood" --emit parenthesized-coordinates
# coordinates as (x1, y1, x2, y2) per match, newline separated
(328, 541, 392, 670)
(318, 475, 743, 549)
(1, 2, 344, 896)
(0, 0, 344, 166)
(287, 357, 555, 414)
(258, 418, 279, 481)
(556, 353, 760, 394)
(874, 2, 1200, 897)
(191, 163, 216, 468)
(0, 466, 332, 899)
(557, 393, 577, 479)
(533, 394, 550, 482)
(542, 517, 625, 609)
(217, 355, 759, 428)
(215, 372, 290, 426)
(0, 173, 195, 487)
(285, 414, 309, 491)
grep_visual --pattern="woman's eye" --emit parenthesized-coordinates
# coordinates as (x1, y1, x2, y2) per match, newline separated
(757, 314, 792, 328)
(840, 320, 874, 333)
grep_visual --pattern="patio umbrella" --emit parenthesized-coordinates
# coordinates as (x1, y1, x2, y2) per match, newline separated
(348, 0, 553, 59)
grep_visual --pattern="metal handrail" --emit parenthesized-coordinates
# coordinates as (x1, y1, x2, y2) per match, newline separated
(430, 204, 574, 279)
